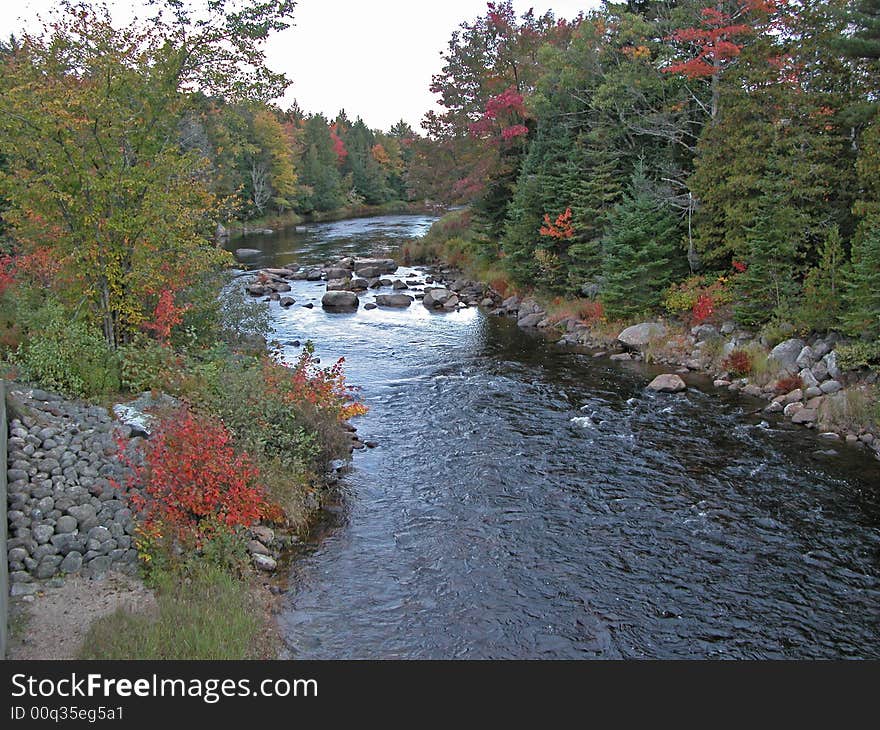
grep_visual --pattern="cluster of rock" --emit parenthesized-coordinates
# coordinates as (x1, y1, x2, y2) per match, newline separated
(5, 388, 140, 592)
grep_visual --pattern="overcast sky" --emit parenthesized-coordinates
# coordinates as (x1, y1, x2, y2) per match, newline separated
(0, 0, 598, 132)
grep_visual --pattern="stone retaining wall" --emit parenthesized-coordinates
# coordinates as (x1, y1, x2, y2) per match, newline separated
(6, 387, 139, 592)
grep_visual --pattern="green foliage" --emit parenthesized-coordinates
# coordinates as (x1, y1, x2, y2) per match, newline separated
(797, 226, 845, 332)
(842, 221, 880, 338)
(119, 338, 183, 394)
(734, 204, 802, 326)
(13, 301, 120, 397)
(600, 168, 685, 320)
(835, 340, 880, 372)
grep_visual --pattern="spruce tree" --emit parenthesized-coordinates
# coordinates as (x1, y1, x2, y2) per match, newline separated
(733, 204, 802, 327)
(798, 225, 845, 332)
(600, 168, 683, 320)
(842, 222, 880, 339)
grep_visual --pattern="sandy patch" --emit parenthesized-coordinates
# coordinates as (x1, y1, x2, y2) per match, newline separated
(8, 572, 156, 660)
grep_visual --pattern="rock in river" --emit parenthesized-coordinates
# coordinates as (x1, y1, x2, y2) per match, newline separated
(322, 291, 359, 312)
(375, 294, 413, 308)
(647, 373, 687, 393)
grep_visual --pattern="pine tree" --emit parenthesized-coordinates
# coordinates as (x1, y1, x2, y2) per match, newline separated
(600, 168, 683, 319)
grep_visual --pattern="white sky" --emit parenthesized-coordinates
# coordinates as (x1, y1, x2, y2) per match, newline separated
(0, 0, 598, 132)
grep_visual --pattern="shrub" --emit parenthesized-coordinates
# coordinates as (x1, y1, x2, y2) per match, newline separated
(664, 273, 734, 319)
(13, 301, 120, 397)
(119, 337, 185, 394)
(721, 349, 753, 376)
(775, 375, 804, 394)
(189, 345, 364, 478)
(120, 409, 273, 547)
(836, 340, 880, 372)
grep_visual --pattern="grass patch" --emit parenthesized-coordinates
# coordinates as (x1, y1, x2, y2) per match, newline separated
(78, 565, 266, 660)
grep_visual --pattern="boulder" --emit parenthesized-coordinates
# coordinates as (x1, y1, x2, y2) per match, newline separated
(113, 392, 181, 438)
(791, 408, 818, 424)
(321, 291, 359, 312)
(618, 322, 667, 350)
(822, 351, 842, 380)
(280, 297, 296, 307)
(354, 258, 397, 276)
(350, 278, 369, 290)
(799, 368, 819, 389)
(769, 338, 807, 375)
(375, 294, 413, 308)
(253, 554, 277, 571)
(691, 324, 719, 341)
(518, 312, 545, 328)
(820, 379, 842, 394)
(235, 248, 261, 258)
(647, 373, 687, 393)
(326, 278, 351, 291)
(323, 267, 351, 281)
(391, 279, 408, 290)
(423, 288, 453, 308)
(795, 346, 815, 369)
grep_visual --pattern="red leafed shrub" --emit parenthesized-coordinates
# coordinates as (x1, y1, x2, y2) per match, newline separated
(721, 349, 753, 375)
(775, 375, 803, 394)
(267, 346, 367, 421)
(120, 409, 273, 544)
(692, 293, 715, 323)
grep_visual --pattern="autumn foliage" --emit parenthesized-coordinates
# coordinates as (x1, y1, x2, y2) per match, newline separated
(539, 208, 575, 240)
(120, 410, 275, 544)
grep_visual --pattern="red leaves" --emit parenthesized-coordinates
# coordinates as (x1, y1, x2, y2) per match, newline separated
(732, 259, 748, 273)
(662, 3, 754, 79)
(141, 289, 190, 344)
(721, 349, 753, 375)
(540, 207, 574, 240)
(692, 293, 715, 323)
(469, 86, 527, 141)
(122, 410, 271, 543)
(329, 122, 347, 163)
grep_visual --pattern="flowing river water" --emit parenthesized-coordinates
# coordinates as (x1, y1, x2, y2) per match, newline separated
(232, 214, 880, 659)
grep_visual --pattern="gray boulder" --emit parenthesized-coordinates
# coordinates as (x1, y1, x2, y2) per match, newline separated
(618, 322, 667, 349)
(795, 346, 815, 369)
(769, 338, 807, 375)
(321, 291, 359, 312)
(375, 294, 413, 308)
(822, 351, 842, 380)
(423, 289, 453, 308)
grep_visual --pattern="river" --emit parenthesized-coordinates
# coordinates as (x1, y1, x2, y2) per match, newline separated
(231, 214, 880, 659)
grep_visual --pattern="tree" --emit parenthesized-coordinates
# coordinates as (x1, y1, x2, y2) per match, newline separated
(842, 221, 880, 338)
(297, 114, 345, 212)
(0, 0, 295, 347)
(600, 167, 684, 319)
(798, 225, 845, 332)
(733, 202, 803, 326)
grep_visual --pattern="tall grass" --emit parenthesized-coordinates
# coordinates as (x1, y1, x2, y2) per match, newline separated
(78, 565, 267, 660)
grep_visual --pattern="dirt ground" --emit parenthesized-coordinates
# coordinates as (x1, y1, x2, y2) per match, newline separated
(7, 572, 157, 660)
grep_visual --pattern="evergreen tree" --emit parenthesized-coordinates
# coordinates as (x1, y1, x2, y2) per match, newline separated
(600, 167, 683, 319)
(297, 114, 344, 212)
(733, 203, 803, 326)
(798, 225, 845, 332)
(842, 221, 880, 338)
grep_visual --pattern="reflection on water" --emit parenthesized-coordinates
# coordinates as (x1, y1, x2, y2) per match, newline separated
(231, 216, 880, 659)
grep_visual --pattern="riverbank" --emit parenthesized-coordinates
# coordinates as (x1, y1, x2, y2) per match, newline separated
(394, 254, 880, 466)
